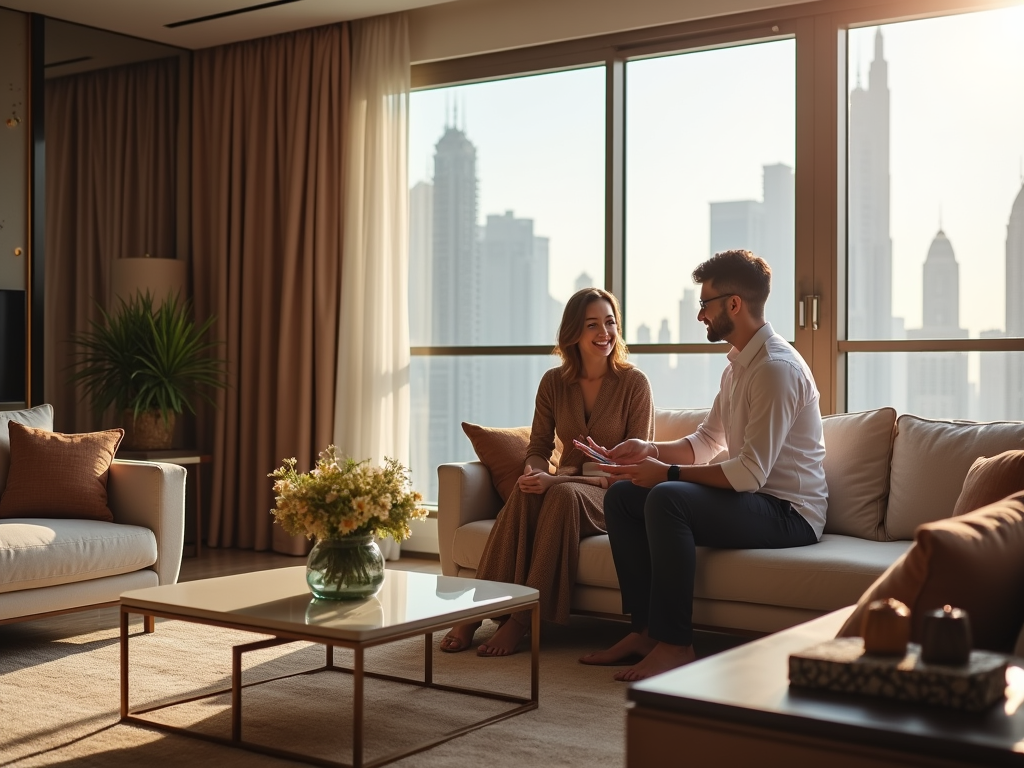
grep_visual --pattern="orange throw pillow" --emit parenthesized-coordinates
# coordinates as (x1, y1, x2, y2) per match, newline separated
(837, 492, 1024, 653)
(952, 450, 1024, 517)
(0, 422, 124, 522)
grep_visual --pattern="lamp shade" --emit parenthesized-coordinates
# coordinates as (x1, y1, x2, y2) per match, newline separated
(110, 257, 187, 309)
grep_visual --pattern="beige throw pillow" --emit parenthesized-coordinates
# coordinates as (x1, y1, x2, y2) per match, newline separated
(885, 415, 1024, 540)
(0, 422, 124, 522)
(1, 404, 54, 490)
(820, 408, 897, 540)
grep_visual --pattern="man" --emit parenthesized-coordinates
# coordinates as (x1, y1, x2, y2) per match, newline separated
(581, 249, 827, 681)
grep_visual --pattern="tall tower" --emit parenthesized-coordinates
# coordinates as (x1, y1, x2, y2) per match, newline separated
(907, 231, 968, 417)
(847, 28, 894, 410)
(408, 181, 433, 493)
(1007, 183, 1024, 419)
(426, 124, 481, 499)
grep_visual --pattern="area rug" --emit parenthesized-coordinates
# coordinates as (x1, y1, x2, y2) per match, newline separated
(0, 608, 742, 767)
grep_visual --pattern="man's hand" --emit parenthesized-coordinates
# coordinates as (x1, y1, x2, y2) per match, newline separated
(602, 457, 669, 488)
(518, 465, 556, 494)
(595, 437, 656, 465)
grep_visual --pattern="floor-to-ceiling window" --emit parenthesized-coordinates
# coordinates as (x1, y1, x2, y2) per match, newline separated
(408, 0, 1024, 503)
(842, 7, 1024, 419)
(408, 69, 605, 499)
(625, 40, 796, 408)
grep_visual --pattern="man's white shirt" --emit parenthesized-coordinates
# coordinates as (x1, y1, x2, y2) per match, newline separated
(686, 322, 829, 539)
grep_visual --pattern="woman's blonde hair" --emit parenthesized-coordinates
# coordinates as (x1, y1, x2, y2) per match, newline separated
(555, 288, 632, 382)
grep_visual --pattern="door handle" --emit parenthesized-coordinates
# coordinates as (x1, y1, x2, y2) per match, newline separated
(799, 295, 820, 331)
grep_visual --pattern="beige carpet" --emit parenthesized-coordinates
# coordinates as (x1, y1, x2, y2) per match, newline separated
(0, 606, 744, 768)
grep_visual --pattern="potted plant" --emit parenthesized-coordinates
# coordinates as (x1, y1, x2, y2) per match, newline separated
(69, 291, 227, 450)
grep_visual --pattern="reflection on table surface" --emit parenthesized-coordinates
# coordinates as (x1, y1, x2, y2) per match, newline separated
(121, 567, 538, 640)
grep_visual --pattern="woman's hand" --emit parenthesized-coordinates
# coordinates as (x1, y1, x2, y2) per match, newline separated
(602, 457, 669, 488)
(599, 437, 655, 465)
(518, 465, 557, 494)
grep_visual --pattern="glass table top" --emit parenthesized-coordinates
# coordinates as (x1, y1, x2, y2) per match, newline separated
(121, 567, 538, 642)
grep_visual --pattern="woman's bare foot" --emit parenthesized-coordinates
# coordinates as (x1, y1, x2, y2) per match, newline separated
(613, 641, 696, 681)
(477, 618, 528, 656)
(440, 621, 481, 653)
(578, 631, 657, 666)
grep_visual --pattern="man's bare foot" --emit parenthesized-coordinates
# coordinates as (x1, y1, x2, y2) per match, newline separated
(440, 621, 481, 653)
(578, 631, 657, 666)
(477, 618, 528, 656)
(613, 641, 696, 681)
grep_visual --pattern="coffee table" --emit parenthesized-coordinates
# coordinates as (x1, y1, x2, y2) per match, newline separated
(626, 606, 1024, 767)
(120, 567, 539, 768)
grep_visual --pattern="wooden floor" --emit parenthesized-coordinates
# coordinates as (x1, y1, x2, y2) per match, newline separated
(180, 545, 442, 582)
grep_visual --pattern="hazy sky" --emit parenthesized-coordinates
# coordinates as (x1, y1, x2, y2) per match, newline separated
(410, 5, 1024, 344)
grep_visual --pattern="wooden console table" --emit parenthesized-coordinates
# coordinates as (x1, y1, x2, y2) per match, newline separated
(627, 606, 1024, 768)
(117, 450, 212, 557)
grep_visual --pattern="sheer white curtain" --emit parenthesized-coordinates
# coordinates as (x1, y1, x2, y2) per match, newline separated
(335, 14, 411, 556)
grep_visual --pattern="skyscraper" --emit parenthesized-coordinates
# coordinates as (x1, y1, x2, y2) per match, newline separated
(425, 125, 482, 499)
(848, 28, 895, 410)
(907, 230, 968, 417)
(1006, 182, 1024, 419)
(408, 181, 433, 493)
(708, 163, 794, 339)
(479, 210, 551, 428)
(408, 181, 433, 346)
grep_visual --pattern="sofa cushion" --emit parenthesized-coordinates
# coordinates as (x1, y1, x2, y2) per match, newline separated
(691, 535, 911, 613)
(0, 404, 54, 490)
(451, 517, 910, 615)
(952, 450, 1024, 517)
(0, 423, 124, 522)
(0, 518, 158, 594)
(886, 415, 1024, 540)
(837, 492, 1024, 653)
(654, 408, 709, 442)
(820, 408, 896, 540)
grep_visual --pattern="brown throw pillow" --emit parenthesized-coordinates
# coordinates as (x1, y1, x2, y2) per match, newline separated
(461, 423, 532, 503)
(0, 422, 124, 522)
(837, 492, 1024, 653)
(952, 450, 1024, 517)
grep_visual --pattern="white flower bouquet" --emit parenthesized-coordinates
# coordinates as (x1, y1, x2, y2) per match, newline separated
(269, 447, 427, 598)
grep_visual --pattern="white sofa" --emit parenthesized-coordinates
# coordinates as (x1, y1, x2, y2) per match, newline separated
(0, 405, 186, 626)
(438, 407, 1024, 636)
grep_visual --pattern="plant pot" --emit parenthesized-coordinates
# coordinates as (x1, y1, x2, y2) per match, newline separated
(305, 535, 385, 600)
(122, 409, 175, 450)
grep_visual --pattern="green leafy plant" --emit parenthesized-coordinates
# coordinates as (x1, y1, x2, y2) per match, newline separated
(69, 291, 228, 423)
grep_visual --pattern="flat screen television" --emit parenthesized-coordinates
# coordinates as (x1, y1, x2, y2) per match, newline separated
(0, 289, 27, 403)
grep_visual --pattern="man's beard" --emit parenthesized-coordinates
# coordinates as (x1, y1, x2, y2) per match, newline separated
(705, 312, 734, 343)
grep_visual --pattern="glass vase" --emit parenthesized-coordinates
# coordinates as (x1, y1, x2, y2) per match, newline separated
(305, 535, 385, 600)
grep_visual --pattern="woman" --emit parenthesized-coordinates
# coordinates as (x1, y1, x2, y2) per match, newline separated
(441, 287, 655, 656)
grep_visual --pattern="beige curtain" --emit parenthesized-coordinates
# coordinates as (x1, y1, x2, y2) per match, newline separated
(334, 15, 411, 478)
(44, 58, 179, 434)
(191, 24, 349, 553)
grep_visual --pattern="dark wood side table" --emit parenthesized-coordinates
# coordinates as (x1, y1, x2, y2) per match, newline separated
(627, 606, 1024, 767)
(117, 450, 213, 557)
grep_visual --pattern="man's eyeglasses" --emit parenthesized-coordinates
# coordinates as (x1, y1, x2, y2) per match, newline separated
(698, 293, 735, 311)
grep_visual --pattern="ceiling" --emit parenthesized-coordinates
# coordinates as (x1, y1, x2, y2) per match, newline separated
(1, 0, 459, 51)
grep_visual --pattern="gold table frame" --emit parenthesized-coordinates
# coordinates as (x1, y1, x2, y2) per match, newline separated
(120, 600, 539, 768)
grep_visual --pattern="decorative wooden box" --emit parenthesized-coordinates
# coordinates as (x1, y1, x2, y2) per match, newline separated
(789, 637, 1007, 712)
